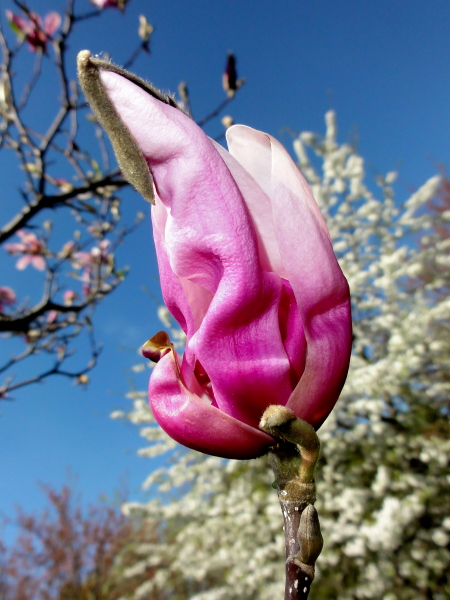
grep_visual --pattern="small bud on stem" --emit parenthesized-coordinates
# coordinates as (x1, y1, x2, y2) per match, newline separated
(260, 405, 322, 600)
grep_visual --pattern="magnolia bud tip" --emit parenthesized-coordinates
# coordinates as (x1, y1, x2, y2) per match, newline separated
(77, 49, 91, 66)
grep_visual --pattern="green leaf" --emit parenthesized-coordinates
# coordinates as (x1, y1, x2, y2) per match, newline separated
(8, 21, 23, 36)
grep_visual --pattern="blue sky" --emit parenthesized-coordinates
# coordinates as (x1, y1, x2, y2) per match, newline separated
(1, 0, 449, 537)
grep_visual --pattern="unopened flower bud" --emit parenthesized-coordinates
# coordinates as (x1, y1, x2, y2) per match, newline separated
(178, 81, 189, 104)
(222, 52, 246, 98)
(138, 15, 153, 43)
(297, 504, 323, 565)
(221, 115, 234, 129)
(75, 374, 89, 385)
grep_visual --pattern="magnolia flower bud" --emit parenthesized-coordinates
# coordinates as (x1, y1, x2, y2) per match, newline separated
(138, 15, 153, 43)
(77, 52, 352, 461)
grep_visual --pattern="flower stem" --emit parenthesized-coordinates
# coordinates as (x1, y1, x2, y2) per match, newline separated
(260, 406, 323, 600)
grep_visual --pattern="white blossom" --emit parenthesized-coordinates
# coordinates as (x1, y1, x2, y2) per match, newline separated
(112, 112, 449, 599)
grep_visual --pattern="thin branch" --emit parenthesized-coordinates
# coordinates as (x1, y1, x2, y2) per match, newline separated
(0, 275, 117, 333)
(0, 329, 102, 397)
(196, 95, 235, 128)
(0, 172, 128, 243)
(0, 343, 35, 376)
(18, 51, 42, 110)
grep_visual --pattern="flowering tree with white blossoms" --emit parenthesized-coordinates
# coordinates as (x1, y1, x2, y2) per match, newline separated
(112, 111, 449, 600)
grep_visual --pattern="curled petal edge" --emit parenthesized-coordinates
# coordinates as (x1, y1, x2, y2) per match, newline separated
(149, 350, 276, 460)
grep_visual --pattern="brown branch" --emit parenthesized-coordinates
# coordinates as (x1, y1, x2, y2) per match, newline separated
(18, 51, 42, 110)
(0, 173, 128, 243)
(0, 23, 39, 197)
(260, 406, 323, 600)
(0, 323, 101, 397)
(196, 95, 235, 128)
(123, 42, 149, 71)
(0, 271, 121, 333)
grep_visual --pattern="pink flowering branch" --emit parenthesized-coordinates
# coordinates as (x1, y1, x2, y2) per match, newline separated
(6, 7, 61, 53)
(0, 1, 246, 400)
(0, 1, 146, 397)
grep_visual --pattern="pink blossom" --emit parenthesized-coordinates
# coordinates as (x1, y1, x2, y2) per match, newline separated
(72, 240, 110, 269)
(0, 287, 17, 313)
(54, 178, 73, 192)
(5, 230, 46, 271)
(90, 0, 126, 9)
(6, 10, 61, 52)
(92, 64, 352, 460)
(63, 290, 78, 305)
(47, 310, 58, 323)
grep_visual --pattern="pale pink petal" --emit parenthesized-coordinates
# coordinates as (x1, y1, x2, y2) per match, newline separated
(4, 243, 25, 253)
(210, 139, 283, 274)
(150, 350, 275, 459)
(72, 251, 92, 267)
(31, 255, 46, 271)
(270, 134, 351, 427)
(17, 230, 39, 245)
(226, 125, 352, 429)
(16, 256, 31, 270)
(43, 12, 61, 36)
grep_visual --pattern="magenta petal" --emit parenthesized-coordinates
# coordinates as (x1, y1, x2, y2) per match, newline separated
(226, 125, 352, 429)
(150, 351, 275, 460)
(91, 63, 351, 452)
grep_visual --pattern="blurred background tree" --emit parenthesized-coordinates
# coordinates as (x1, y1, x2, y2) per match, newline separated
(0, 483, 163, 599)
(0, 0, 240, 398)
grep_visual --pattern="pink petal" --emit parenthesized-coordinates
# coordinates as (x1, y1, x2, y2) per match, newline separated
(43, 12, 61, 36)
(16, 256, 31, 270)
(6, 11, 30, 33)
(4, 243, 25, 253)
(18, 230, 38, 245)
(31, 256, 46, 271)
(150, 350, 275, 459)
(226, 125, 352, 429)
(29, 12, 43, 28)
(100, 71, 296, 428)
(210, 139, 284, 274)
